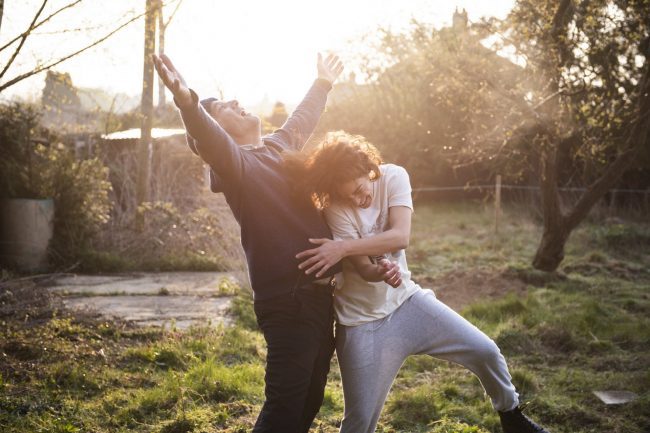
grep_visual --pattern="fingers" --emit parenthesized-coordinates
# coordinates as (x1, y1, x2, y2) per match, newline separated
(379, 260, 402, 288)
(298, 255, 319, 270)
(153, 55, 173, 87)
(334, 61, 344, 77)
(385, 269, 402, 287)
(318, 53, 343, 71)
(296, 249, 317, 260)
(296, 239, 328, 260)
(324, 54, 340, 71)
(315, 263, 331, 278)
(160, 53, 177, 72)
(381, 265, 399, 281)
(308, 238, 329, 245)
(305, 261, 329, 276)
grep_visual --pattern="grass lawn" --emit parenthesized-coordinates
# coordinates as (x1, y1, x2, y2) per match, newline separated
(1, 201, 648, 432)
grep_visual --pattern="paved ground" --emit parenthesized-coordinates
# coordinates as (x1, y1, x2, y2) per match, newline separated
(48, 272, 238, 329)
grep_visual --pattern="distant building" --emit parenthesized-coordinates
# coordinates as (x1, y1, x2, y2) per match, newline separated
(452, 7, 469, 32)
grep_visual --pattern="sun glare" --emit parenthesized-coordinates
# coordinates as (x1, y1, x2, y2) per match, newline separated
(1, 0, 514, 110)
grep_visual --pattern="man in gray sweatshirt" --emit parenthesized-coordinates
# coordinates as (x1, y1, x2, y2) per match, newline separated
(153, 53, 344, 433)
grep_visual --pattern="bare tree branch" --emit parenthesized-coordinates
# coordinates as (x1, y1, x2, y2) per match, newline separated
(0, 0, 81, 53)
(0, 0, 48, 79)
(0, 10, 145, 93)
(164, 0, 184, 28)
(566, 58, 650, 229)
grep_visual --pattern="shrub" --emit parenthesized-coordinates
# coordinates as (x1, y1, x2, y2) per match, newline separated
(0, 102, 112, 267)
(36, 144, 112, 264)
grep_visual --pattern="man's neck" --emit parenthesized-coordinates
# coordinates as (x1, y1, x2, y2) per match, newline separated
(233, 131, 263, 147)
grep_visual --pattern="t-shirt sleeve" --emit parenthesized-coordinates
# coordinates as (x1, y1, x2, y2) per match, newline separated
(387, 165, 413, 210)
(323, 205, 361, 241)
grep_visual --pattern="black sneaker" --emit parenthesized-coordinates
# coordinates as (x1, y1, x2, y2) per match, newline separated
(499, 406, 549, 433)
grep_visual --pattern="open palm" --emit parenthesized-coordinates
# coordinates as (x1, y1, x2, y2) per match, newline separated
(317, 53, 344, 84)
(153, 54, 192, 107)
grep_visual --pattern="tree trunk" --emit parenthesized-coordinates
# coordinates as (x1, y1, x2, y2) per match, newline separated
(533, 223, 569, 271)
(136, 0, 157, 226)
(0, 0, 4, 35)
(533, 141, 568, 272)
(157, 0, 166, 109)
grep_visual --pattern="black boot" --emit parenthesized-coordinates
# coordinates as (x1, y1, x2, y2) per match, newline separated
(499, 406, 549, 433)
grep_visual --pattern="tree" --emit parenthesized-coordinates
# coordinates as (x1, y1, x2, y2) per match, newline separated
(266, 101, 289, 128)
(0, 0, 4, 35)
(322, 2, 649, 272)
(0, 1, 146, 93)
(321, 17, 524, 186)
(491, 0, 650, 271)
(42, 70, 80, 109)
(137, 0, 157, 220)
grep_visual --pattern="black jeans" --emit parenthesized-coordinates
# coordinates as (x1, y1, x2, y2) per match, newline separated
(252, 284, 335, 433)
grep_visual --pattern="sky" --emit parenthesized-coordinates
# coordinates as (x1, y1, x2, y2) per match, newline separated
(1, 0, 514, 109)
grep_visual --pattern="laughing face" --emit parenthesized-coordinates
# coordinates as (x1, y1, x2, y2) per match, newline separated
(338, 175, 374, 209)
(206, 99, 261, 139)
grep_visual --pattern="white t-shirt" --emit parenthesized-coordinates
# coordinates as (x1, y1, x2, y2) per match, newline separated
(324, 164, 420, 326)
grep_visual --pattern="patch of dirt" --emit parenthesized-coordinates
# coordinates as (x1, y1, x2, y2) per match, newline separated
(415, 270, 528, 311)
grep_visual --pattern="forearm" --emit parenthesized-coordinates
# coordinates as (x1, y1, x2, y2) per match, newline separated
(293, 78, 331, 121)
(340, 229, 409, 258)
(274, 79, 331, 149)
(352, 259, 387, 282)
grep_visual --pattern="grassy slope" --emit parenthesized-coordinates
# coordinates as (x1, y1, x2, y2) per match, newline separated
(1, 202, 648, 433)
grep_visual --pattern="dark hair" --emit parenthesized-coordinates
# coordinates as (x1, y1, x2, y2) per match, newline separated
(283, 131, 382, 209)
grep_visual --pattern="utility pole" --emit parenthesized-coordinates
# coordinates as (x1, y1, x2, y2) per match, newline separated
(136, 0, 157, 227)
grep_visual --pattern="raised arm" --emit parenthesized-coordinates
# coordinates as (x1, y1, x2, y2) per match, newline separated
(153, 54, 243, 183)
(267, 53, 344, 151)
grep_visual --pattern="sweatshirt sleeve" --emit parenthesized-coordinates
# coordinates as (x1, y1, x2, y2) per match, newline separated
(176, 89, 244, 185)
(266, 78, 332, 151)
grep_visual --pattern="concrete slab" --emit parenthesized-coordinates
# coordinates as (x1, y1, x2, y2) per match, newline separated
(62, 294, 233, 330)
(51, 272, 236, 296)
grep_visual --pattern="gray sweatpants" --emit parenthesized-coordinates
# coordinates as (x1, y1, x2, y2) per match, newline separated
(336, 288, 519, 433)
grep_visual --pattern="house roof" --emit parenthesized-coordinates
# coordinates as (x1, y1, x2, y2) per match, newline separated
(101, 128, 186, 141)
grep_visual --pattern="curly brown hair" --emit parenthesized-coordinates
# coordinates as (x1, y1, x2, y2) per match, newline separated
(283, 131, 383, 209)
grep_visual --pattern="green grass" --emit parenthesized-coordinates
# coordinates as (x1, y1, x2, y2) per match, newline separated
(1, 201, 648, 432)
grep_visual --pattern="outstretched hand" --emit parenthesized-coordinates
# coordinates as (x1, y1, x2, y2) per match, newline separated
(152, 54, 192, 108)
(317, 53, 344, 84)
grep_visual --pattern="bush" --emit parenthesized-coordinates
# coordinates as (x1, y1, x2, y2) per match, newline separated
(0, 102, 112, 267)
(36, 144, 112, 264)
(0, 103, 49, 198)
